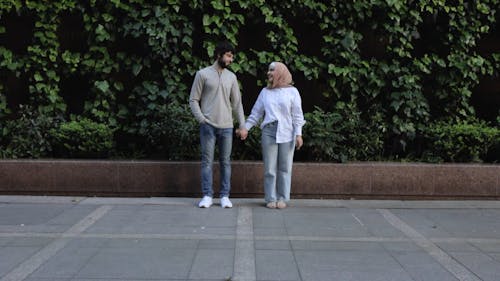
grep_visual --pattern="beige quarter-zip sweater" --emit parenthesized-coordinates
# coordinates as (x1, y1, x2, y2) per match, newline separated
(189, 62, 245, 129)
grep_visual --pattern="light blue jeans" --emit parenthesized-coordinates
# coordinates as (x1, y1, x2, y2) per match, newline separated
(200, 123, 233, 198)
(261, 122, 295, 203)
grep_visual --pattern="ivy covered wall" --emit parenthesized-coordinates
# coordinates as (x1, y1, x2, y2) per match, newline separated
(0, 0, 499, 161)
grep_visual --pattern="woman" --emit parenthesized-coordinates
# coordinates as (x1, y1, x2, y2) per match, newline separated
(242, 62, 305, 209)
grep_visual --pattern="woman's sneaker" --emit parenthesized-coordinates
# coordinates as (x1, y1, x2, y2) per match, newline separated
(266, 202, 277, 209)
(277, 200, 287, 209)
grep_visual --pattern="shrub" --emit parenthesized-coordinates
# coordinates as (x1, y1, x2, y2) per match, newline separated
(144, 102, 200, 160)
(423, 118, 500, 162)
(233, 126, 262, 160)
(301, 103, 384, 162)
(302, 106, 344, 161)
(0, 105, 62, 158)
(51, 118, 114, 158)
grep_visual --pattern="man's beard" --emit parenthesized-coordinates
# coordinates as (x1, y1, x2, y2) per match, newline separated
(217, 57, 227, 68)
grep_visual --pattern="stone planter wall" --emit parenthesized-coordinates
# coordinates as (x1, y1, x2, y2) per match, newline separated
(0, 160, 499, 199)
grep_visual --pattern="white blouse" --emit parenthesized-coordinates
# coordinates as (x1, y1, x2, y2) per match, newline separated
(245, 86, 305, 143)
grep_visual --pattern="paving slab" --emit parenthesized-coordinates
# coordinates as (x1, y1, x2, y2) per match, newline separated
(0, 247, 42, 277)
(390, 251, 458, 281)
(448, 252, 500, 281)
(256, 250, 300, 281)
(189, 249, 234, 280)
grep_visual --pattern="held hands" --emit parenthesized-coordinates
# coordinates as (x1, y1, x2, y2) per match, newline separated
(295, 135, 303, 150)
(235, 128, 248, 140)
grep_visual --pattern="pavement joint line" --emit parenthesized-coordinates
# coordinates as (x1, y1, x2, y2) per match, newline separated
(233, 206, 256, 281)
(378, 208, 482, 281)
(3, 196, 500, 209)
(257, 235, 411, 242)
(0, 205, 112, 281)
(2, 232, 500, 245)
(351, 213, 365, 226)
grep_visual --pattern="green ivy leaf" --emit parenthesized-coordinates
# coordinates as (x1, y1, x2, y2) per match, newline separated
(34, 73, 43, 82)
(202, 14, 211, 26)
(102, 13, 113, 22)
(159, 90, 168, 99)
(95, 81, 110, 93)
(132, 64, 143, 76)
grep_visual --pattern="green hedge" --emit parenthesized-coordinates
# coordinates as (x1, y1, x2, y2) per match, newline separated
(143, 102, 200, 160)
(0, 0, 499, 162)
(51, 118, 114, 158)
(422, 118, 500, 162)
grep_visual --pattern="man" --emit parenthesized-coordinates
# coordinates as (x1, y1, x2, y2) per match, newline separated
(189, 41, 248, 208)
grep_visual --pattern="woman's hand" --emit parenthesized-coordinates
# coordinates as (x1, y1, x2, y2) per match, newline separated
(295, 135, 303, 150)
(235, 128, 248, 140)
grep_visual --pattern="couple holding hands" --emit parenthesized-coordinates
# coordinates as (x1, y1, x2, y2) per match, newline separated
(189, 41, 305, 209)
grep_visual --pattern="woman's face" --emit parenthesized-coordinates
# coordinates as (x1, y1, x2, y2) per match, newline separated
(267, 63, 276, 83)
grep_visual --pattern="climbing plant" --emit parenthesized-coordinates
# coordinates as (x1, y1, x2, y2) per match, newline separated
(0, 0, 498, 161)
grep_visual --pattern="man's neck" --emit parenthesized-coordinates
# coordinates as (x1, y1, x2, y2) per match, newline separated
(213, 61, 224, 73)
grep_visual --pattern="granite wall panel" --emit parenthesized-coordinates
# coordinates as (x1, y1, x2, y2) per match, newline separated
(0, 160, 498, 199)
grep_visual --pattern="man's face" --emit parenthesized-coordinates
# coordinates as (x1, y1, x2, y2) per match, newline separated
(217, 51, 234, 68)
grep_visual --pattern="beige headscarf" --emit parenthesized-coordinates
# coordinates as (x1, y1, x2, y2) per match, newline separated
(267, 62, 293, 89)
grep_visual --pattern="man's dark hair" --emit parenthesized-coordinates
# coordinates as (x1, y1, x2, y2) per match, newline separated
(214, 41, 235, 59)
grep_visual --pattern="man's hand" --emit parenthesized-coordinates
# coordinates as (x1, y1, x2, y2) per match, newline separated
(236, 128, 248, 140)
(295, 135, 303, 150)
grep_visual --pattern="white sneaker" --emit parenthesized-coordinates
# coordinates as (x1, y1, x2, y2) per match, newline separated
(220, 197, 233, 208)
(198, 196, 213, 208)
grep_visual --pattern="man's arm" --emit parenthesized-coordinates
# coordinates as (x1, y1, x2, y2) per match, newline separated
(230, 78, 246, 128)
(189, 71, 207, 123)
(230, 78, 247, 139)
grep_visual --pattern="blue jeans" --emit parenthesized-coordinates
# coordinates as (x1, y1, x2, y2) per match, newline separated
(200, 123, 233, 198)
(261, 122, 295, 203)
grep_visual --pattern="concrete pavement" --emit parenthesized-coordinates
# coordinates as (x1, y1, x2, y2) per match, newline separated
(1, 196, 500, 281)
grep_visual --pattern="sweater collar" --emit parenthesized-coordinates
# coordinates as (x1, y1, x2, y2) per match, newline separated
(211, 62, 225, 74)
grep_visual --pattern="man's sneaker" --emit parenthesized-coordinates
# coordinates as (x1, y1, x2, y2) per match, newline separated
(198, 196, 213, 208)
(220, 197, 233, 208)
